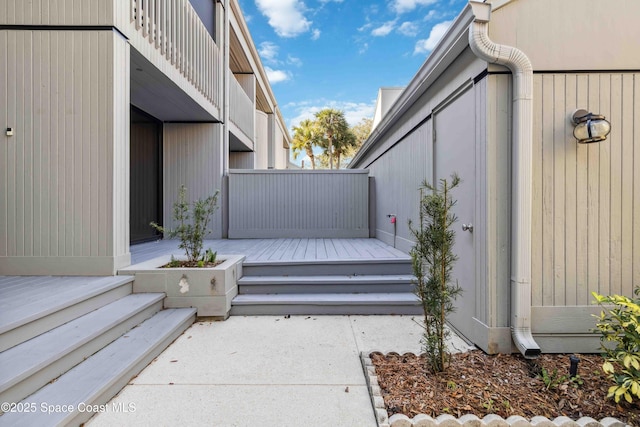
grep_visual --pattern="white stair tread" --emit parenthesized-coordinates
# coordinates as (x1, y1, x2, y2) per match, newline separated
(238, 274, 415, 284)
(0, 308, 196, 427)
(0, 276, 135, 334)
(233, 292, 420, 305)
(0, 293, 164, 393)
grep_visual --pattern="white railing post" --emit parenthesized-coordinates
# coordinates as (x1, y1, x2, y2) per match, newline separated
(131, 0, 136, 23)
(149, 0, 156, 43)
(142, 0, 148, 37)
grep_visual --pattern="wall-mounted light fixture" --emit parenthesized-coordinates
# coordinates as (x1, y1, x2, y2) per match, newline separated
(571, 109, 611, 144)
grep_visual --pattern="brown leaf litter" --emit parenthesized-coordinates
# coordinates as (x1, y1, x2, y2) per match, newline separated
(371, 351, 639, 425)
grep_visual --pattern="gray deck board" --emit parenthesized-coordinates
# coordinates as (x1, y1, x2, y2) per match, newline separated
(0, 276, 134, 333)
(330, 239, 351, 258)
(0, 277, 83, 300)
(292, 238, 308, 260)
(130, 238, 410, 265)
(324, 239, 339, 258)
(315, 239, 327, 259)
(0, 308, 196, 427)
(0, 293, 164, 404)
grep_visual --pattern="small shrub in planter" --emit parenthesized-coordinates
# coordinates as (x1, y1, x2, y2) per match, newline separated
(592, 287, 640, 404)
(151, 185, 220, 267)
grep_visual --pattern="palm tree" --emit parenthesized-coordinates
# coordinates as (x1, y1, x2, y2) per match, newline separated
(343, 117, 373, 167)
(314, 109, 355, 169)
(291, 119, 319, 169)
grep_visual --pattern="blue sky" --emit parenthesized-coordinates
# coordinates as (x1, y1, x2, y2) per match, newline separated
(237, 0, 468, 133)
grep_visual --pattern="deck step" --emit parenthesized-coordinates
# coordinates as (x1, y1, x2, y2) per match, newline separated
(0, 276, 135, 352)
(241, 259, 412, 276)
(238, 274, 415, 294)
(0, 293, 165, 406)
(230, 293, 421, 315)
(0, 308, 196, 427)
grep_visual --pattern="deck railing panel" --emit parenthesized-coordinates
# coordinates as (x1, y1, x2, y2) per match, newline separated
(228, 170, 370, 238)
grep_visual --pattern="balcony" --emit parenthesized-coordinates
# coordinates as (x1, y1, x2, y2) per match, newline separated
(127, 0, 222, 120)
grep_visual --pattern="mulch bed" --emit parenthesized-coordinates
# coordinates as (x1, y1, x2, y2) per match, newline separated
(160, 260, 223, 268)
(371, 351, 639, 425)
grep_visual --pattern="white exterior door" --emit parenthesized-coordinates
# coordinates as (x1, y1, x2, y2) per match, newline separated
(433, 86, 476, 341)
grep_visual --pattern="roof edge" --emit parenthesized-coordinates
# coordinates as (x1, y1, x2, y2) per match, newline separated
(349, 3, 475, 168)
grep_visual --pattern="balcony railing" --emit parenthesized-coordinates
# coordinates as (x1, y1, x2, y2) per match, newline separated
(130, 0, 221, 107)
(229, 75, 255, 142)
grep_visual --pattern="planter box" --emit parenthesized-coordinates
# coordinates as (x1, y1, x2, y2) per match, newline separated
(119, 254, 245, 319)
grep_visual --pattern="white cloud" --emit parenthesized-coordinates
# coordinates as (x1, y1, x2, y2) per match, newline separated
(258, 41, 279, 63)
(391, 0, 437, 14)
(413, 20, 452, 54)
(287, 54, 303, 67)
(371, 21, 396, 37)
(423, 10, 437, 21)
(358, 42, 369, 54)
(287, 100, 376, 130)
(311, 28, 321, 40)
(358, 22, 373, 32)
(398, 21, 419, 37)
(265, 67, 292, 83)
(255, 0, 311, 37)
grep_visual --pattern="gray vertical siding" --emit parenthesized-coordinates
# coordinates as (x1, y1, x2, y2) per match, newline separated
(254, 111, 268, 169)
(366, 122, 431, 253)
(229, 75, 254, 142)
(229, 152, 254, 169)
(228, 170, 369, 238)
(531, 73, 639, 308)
(0, 30, 130, 275)
(163, 123, 224, 239)
(0, 0, 117, 25)
(484, 75, 512, 330)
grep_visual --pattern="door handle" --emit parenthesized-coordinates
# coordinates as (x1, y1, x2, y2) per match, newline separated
(462, 223, 473, 233)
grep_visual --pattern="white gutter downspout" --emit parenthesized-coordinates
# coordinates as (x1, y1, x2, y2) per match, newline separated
(468, 1, 541, 359)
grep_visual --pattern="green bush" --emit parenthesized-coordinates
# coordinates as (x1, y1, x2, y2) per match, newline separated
(151, 185, 219, 264)
(408, 175, 462, 373)
(592, 288, 640, 404)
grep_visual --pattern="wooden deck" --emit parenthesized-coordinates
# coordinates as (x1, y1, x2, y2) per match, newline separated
(130, 238, 410, 265)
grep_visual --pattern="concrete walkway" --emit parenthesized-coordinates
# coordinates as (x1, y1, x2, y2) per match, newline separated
(87, 315, 473, 427)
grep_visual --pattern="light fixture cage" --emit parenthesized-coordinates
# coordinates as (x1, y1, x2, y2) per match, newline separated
(571, 109, 611, 144)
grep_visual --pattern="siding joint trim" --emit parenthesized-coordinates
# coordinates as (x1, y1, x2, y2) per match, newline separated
(0, 25, 128, 40)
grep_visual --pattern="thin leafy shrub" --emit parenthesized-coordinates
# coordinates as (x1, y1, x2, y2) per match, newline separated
(151, 185, 219, 265)
(408, 174, 463, 373)
(592, 288, 640, 404)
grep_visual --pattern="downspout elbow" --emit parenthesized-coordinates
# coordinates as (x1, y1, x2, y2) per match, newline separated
(467, 1, 541, 359)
